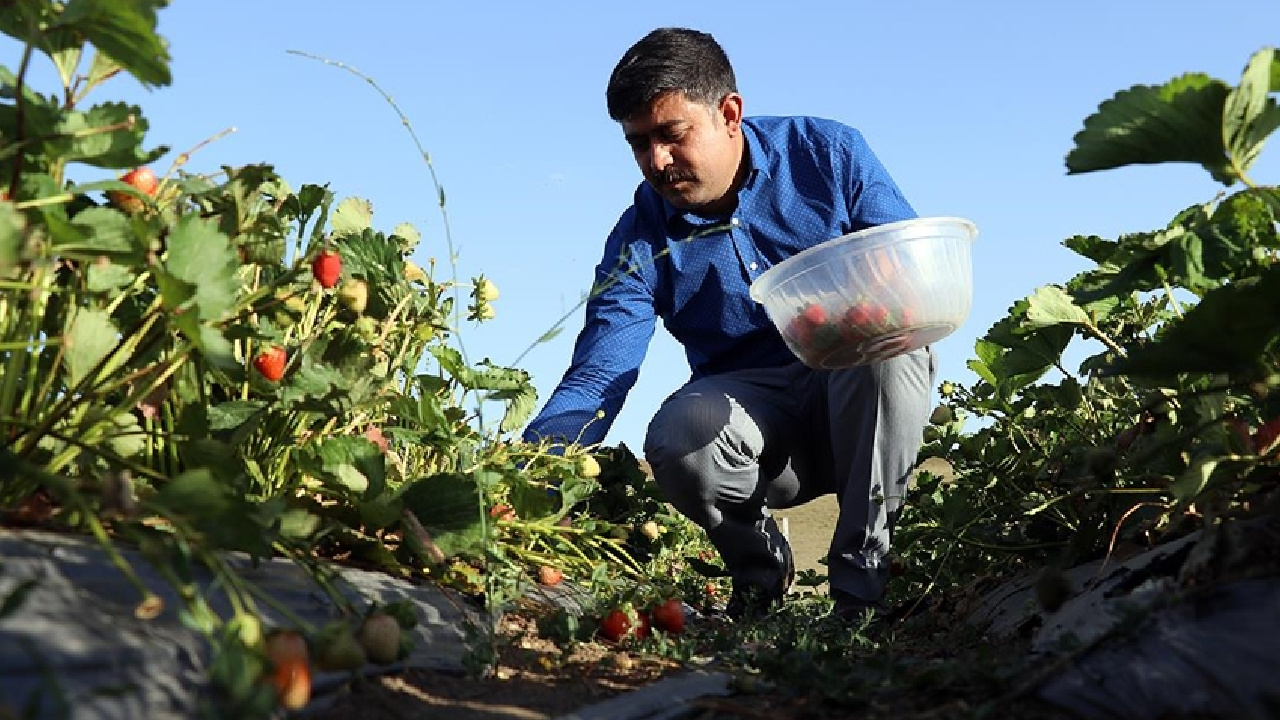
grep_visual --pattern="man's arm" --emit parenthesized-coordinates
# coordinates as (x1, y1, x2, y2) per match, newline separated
(522, 212, 659, 450)
(837, 127, 917, 229)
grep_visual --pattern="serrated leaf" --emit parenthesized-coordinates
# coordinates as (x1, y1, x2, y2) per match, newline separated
(331, 196, 373, 236)
(1062, 234, 1118, 264)
(390, 222, 421, 252)
(58, 0, 172, 88)
(1023, 285, 1091, 329)
(61, 205, 145, 261)
(497, 385, 538, 433)
(397, 472, 486, 559)
(207, 401, 267, 432)
(1224, 47, 1280, 180)
(1107, 265, 1280, 376)
(154, 469, 273, 557)
(1066, 72, 1234, 184)
(169, 313, 236, 369)
(299, 435, 387, 499)
(85, 259, 133, 292)
(51, 102, 162, 168)
(162, 215, 239, 320)
(63, 307, 118, 386)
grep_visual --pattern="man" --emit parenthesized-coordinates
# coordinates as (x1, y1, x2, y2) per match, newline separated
(522, 27, 935, 620)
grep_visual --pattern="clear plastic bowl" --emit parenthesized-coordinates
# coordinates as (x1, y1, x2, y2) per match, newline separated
(749, 216, 977, 369)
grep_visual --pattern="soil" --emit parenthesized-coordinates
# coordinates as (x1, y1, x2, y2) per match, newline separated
(308, 458, 1018, 720)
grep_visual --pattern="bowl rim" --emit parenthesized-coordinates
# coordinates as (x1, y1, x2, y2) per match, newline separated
(748, 216, 978, 303)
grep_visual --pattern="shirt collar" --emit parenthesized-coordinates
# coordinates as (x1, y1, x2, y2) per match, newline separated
(661, 119, 775, 232)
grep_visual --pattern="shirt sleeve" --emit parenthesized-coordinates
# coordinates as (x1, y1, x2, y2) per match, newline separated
(837, 127, 917, 229)
(521, 209, 658, 449)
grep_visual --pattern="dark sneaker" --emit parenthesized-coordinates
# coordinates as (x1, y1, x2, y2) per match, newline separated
(725, 516, 794, 621)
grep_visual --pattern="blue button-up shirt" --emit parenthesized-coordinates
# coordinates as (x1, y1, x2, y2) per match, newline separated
(523, 115, 916, 448)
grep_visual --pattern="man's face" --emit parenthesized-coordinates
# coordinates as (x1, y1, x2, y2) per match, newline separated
(621, 91, 744, 214)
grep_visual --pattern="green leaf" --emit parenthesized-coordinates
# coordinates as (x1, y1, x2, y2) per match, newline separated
(299, 435, 387, 500)
(58, 0, 172, 88)
(63, 307, 118, 387)
(61, 205, 146, 261)
(331, 196, 373, 237)
(85, 49, 122, 90)
(334, 228, 404, 318)
(1107, 264, 1280, 376)
(1023, 285, 1091, 329)
(1062, 234, 1118, 264)
(154, 469, 273, 557)
(0, 201, 29, 269)
(207, 401, 267, 432)
(1170, 457, 1217, 502)
(161, 215, 240, 320)
(105, 412, 145, 458)
(278, 508, 321, 540)
(85, 260, 134, 292)
(397, 472, 486, 559)
(50, 102, 164, 168)
(1066, 72, 1234, 184)
(1223, 47, 1280, 181)
(496, 384, 538, 433)
(390, 222, 421, 253)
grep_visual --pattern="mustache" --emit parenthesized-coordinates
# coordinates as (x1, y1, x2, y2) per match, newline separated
(655, 167, 695, 185)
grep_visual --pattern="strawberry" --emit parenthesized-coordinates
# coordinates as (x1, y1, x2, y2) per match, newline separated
(577, 454, 601, 478)
(313, 623, 367, 672)
(649, 597, 685, 635)
(841, 301, 891, 339)
(264, 630, 311, 710)
(311, 249, 342, 289)
(639, 520, 662, 540)
(338, 279, 368, 314)
(800, 303, 827, 325)
(1254, 416, 1280, 456)
(597, 607, 649, 643)
(252, 346, 287, 382)
(488, 503, 515, 521)
(364, 426, 389, 453)
(357, 612, 402, 665)
(538, 565, 564, 586)
(108, 166, 159, 213)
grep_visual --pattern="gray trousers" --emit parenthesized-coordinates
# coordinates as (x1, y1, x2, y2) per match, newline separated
(643, 347, 935, 603)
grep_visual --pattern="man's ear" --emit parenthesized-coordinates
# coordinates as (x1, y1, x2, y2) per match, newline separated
(719, 93, 744, 134)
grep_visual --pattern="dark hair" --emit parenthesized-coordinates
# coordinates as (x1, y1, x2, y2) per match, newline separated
(606, 27, 738, 122)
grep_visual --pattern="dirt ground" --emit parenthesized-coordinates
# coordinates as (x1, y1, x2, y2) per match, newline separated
(313, 458, 961, 720)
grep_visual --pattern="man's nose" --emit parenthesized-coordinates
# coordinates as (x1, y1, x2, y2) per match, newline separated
(646, 143, 673, 173)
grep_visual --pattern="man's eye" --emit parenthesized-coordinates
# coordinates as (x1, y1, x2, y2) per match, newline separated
(627, 137, 650, 152)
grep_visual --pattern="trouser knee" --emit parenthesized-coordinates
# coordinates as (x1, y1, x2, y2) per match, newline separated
(643, 390, 759, 529)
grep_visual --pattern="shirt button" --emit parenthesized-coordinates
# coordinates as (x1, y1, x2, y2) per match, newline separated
(749, 262, 758, 270)
(731, 217, 740, 226)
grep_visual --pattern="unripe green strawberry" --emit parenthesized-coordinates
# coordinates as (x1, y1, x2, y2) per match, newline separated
(338, 279, 368, 314)
(314, 623, 367, 671)
(357, 613, 401, 665)
(577, 454, 601, 478)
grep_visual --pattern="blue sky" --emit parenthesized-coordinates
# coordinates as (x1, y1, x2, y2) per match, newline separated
(13, 1, 1280, 452)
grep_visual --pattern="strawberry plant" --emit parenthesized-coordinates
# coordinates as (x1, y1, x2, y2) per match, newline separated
(0, 3, 690, 717)
(893, 47, 1280, 606)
